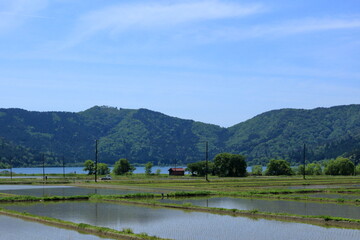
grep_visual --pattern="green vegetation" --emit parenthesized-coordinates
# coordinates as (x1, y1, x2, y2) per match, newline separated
(83, 160, 110, 175)
(305, 163, 323, 175)
(213, 153, 247, 177)
(97, 163, 110, 175)
(186, 161, 214, 176)
(0, 195, 89, 203)
(2, 105, 360, 167)
(113, 158, 135, 175)
(145, 162, 153, 175)
(265, 159, 293, 176)
(251, 165, 263, 176)
(83, 160, 95, 175)
(324, 157, 355, 175)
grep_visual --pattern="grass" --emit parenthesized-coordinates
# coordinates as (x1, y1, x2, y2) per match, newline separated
(0, 195, 89, 203)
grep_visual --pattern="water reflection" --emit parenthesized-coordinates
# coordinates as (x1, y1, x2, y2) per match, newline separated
(1, 201, 360, 240)
(160, 197, 360, 219)
(0, 215, 112, 240)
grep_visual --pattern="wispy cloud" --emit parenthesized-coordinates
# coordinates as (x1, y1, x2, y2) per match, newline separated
(210, 16, 360, 41)
(65, 0, 264, 47)
(0, 0, 48, 33)
(255, 17, 360, 36)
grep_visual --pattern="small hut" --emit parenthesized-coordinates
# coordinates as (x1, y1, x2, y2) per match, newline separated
(168, 168, 185, 176)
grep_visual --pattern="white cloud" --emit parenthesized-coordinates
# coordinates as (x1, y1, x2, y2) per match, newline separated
(257, 17, 360, 36)
(65, 0, 264, 47)
(209, 16, 360, 41)
(0, 0, 48, 33)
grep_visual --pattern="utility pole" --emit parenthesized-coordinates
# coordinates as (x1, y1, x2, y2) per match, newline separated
(62, 156, 65, 178)
(205, 141, 209, 182)
(303, 143, 306, 180)
(42, 154, 46, 181)
(95, 140, 98, 182)
(10, 157, 12, 180)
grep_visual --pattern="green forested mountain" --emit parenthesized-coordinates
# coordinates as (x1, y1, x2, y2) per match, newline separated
(226, 105, 360, 165)
(0, 105, 360, 167)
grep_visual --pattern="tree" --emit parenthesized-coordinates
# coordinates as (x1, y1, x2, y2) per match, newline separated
(97, 163, 110, 175)
(145, 162, 153, 175)
(251, 165, 263, 176)
(113, 158, 135, 175)
(186, 161, 214, 176)
(324, 157, 354, 175)
(306, 163, 322, 175)
(213, 153, 247, 177)
(265, 159, 293, 176)
(356, 164, 360, 175)
(83, 160, 95, 175)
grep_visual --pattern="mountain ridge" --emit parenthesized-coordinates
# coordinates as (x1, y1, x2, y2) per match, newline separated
(0, 104, 360, 167)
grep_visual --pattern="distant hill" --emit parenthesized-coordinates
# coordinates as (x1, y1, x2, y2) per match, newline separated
(0, 105, 360, 167)
(226, 105, 360, 165)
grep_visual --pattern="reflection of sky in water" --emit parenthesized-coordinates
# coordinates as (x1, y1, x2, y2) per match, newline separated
(0, 185, 139, 197)
(0, 215, 112, 240)
(160, 197, 360, 219)
(2, 201, 360, 240)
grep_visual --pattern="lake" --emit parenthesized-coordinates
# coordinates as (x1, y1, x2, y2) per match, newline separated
(5, 166, 259, 175)
(8, 166, 187, 175)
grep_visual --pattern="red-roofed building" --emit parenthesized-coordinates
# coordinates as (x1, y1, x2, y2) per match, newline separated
(168, 168, 185, 176)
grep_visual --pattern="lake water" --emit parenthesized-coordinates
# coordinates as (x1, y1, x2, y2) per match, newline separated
(1, 201, 359, 240)
(0, 214, 112, 240)
(5, 166, 260, 175)
(159, 197, 360, 219)
(7, 166, 187, 175)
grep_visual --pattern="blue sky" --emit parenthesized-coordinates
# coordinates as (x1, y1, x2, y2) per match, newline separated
(0, 0, 359, 127)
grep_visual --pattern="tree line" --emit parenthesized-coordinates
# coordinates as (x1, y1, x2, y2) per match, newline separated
(186, 154, 359, 177)
(82, 152, 359, 177)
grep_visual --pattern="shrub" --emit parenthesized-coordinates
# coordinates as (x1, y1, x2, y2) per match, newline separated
(213, 153, 247, 177)
(324, 157, 354, 175)
(265, 159, 293, 176)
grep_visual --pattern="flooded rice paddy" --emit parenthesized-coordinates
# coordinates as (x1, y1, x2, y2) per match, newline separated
(0, 214, 112, 240)
(0, 185, 139, 197)
(159, 197, 360, 219)
(1, 201, 359, 240)
(300, 193, 360, 200)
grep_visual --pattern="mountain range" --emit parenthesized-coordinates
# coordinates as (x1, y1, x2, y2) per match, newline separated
(1, 104, 360, 167)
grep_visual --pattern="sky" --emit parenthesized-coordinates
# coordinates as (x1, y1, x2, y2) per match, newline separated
(0, 0, 359, 127)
